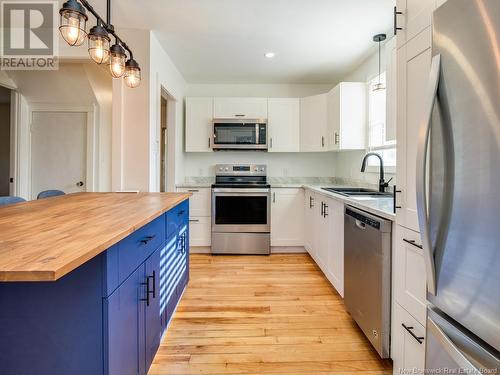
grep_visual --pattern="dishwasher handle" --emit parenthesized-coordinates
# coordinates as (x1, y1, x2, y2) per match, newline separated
(355, 220, 367, 230)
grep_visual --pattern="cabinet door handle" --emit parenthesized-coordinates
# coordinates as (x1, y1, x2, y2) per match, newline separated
(403, 238, 423, 249)
(335, 132, 339, 145)
(208, 137, 211, 148)
(321, 202, 325, 216)
(151, 271, 156, 298)
(394, 6, 403, 35)
(393, 185, 402, 213)
(309, 196, 315, 208)
(189, 219, 199, 222)
(272, 192, 276, 203)
(323, 204, 328, 217)
(321, 136, 325, 147)
(235, 114, 245, 117)
(140, 235, 156, 245)
(270, 137, 273, 148)
(187, 189, 199, 192)
(402, 323, 424, 344)
(141, 275, 154, 306)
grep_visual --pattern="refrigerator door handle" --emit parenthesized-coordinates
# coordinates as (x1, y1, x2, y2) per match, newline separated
(416, 54, 441, 295)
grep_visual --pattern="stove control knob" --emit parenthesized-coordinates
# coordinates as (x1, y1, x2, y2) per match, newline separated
(254, 167, 259, 172)
(224, 167, 229, 171)
(260, 168, 265, 172)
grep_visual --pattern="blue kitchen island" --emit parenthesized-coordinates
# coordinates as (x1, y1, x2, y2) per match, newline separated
(0, 192, 190, 375)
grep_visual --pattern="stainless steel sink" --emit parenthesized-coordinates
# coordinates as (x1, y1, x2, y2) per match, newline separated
(322, 187, 393, 198)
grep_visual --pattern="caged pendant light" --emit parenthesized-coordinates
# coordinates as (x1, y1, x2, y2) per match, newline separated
(59, 0, 141, 88)
(372, 33, 386, 92)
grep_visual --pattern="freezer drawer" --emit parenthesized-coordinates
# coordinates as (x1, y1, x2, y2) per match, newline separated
(426, 307, 500, 373)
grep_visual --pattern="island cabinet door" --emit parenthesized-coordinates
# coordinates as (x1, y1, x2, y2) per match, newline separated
(145, 247, 162, 373)
(105, 263, 146, 375)
(162, 233, 183, 327)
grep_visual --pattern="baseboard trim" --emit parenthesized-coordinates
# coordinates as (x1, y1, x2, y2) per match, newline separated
(190, 246, 307, 254)
(271, 246, 306, 253)
(190, 246, 211, 254)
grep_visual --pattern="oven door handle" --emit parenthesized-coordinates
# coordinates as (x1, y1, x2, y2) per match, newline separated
(212, 188, 270, 194)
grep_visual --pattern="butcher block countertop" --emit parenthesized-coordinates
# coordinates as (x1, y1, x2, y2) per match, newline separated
(0, 192, 190, 282)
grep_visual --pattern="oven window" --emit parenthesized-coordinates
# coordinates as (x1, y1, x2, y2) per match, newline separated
(215, 196, 268, 225)
(213, 123, 258, 145)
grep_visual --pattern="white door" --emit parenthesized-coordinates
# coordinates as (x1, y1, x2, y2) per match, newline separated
(268, 98, 300, 152)
(270, 188, 304, 247)
(31, 111, 87, 199)
(185, 97, 213, 152)
(396, 27, 431, 232)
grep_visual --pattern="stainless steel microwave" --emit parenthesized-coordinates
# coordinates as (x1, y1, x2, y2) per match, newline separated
(212, 119, 267, 150)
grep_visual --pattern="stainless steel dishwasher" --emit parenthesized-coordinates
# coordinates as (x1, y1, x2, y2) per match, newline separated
(344, 205, 392, 358)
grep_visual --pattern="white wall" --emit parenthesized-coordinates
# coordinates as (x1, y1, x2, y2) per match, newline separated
(332, 39, 396, 186)
(111, 30, 188, 192)
(6, 63, 112, 196)
(184, 152, 336, 178)
(149, 31, 187, 192)
(182, 83, 337, 181)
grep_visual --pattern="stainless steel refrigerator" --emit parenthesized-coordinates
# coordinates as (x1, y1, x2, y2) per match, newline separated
(416, 0, 500, 372)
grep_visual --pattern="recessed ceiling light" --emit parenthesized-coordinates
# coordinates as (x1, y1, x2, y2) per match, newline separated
(264, 52, 275, 59)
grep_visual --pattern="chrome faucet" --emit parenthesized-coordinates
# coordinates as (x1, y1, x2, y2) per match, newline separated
(361, 152, 390, 192)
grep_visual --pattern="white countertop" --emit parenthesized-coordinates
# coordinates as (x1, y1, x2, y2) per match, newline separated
(303, 185, 395, 221)
(175, 181, 396, 221)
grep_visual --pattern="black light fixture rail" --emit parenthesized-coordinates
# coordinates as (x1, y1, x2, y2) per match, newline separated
(59, 0, 141, 88)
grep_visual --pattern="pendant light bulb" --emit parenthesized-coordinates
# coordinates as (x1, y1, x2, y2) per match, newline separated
(59, 0, 87, 46)
(124, 58, 141, 88)
(109, 43, 126, 78)
(88, 24, 110, 64)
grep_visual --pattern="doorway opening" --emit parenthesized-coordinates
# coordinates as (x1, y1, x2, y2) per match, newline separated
(0, 86, 12, 196)
(160, 95, 168, 192)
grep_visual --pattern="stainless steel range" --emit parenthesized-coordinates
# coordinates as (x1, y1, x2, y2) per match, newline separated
(211, 164, 270, 255)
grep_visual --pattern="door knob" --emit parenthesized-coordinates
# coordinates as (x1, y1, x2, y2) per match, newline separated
(76, 181, 84, 187)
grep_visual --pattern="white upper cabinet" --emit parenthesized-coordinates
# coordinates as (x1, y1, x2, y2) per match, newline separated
(396, 27, 431, 232)
(270, 188, 304, 247)
(395, 0, 436, 48)
(185, 97, 213, 152)
(300, 93, 328, 152)
(213, 97, 268, 119)
(267, 98, 300, 153)
(327, 82, 366, 151)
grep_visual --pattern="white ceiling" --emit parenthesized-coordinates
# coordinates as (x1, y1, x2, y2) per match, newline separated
(109, 0, 395, 83)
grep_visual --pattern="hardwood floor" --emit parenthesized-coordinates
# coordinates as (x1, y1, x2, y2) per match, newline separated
(149, 254, 392, 374)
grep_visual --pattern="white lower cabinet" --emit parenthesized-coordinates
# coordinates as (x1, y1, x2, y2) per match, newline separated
(304, 190, 318, 257)
(394, 225, 427, 325)
(393, 303, 426, 373)
(271, 188, 304, 247)
(304, 189, 344, 297)
(188, 216, 211, 247)
(176, 187, 211, 247)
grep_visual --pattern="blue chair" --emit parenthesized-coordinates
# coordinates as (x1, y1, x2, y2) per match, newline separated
(0, 196, 26, 206)
(37, 190, 65, 199)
